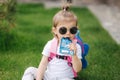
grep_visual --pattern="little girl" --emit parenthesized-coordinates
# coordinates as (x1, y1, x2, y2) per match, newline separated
(22, 5, 82, 80)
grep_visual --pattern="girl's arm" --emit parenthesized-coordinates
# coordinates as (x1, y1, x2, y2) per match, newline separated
(72, 54, 82, 72)
(69, 43, 82, 73)
(36, 55, 48, 80)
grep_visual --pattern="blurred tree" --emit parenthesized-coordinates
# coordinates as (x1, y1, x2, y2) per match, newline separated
(0, 0, 16, 30)
(0, 0, 17, 51)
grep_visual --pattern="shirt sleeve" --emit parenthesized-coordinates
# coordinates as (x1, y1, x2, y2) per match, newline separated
(76, 43, 82, 59)
(42, 40, 52, 57)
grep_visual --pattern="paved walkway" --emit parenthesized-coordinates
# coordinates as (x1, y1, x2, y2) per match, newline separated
(88, 5, 120, 44)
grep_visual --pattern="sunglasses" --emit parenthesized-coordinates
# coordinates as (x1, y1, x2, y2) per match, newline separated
(59, 27, 78, 35)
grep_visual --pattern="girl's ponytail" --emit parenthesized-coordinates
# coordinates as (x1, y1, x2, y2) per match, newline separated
(62, 4, 70, 11)
(62, 0, 72, 11)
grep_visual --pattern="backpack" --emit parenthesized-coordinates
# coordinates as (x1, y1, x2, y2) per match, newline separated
(75, 30, 89, 69)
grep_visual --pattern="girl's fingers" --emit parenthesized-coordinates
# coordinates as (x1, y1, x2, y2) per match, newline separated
(69, 43, 77, 52)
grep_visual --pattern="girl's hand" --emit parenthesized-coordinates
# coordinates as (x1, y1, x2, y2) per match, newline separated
(69, 40, 77, 55)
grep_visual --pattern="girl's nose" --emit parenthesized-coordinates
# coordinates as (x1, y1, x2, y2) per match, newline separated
(66, 30, 70, 35)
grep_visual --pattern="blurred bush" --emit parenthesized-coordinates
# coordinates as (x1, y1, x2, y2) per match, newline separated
(0, 0, 17, 51)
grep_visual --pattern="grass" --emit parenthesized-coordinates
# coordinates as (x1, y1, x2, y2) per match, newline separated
(0, 3, 120, 80)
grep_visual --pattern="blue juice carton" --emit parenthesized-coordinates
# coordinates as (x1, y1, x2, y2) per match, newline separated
(59, 37, 74, 55)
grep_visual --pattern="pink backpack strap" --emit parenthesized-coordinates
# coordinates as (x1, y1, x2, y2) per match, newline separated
(67, 56, 77, 77)
(48, 38, 58, 61)
(50, 38, 58, 53)
(72, 67, 78, 77)
(48, 52, 56, 61)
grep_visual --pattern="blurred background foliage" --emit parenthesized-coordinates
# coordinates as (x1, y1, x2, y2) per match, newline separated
(0, 0, 17, 51)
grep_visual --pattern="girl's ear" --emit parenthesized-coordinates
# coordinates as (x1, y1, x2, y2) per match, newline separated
(52, 27, 57, 34)
(52, 27, 58, 38)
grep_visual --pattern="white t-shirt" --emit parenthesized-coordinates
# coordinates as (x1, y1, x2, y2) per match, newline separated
(42, 40, 82, 80)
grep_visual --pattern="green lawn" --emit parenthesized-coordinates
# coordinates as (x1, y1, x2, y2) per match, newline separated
(0, 3, 120, 80)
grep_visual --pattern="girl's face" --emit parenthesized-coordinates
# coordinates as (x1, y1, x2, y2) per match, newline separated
(53, 20, 77, 41)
